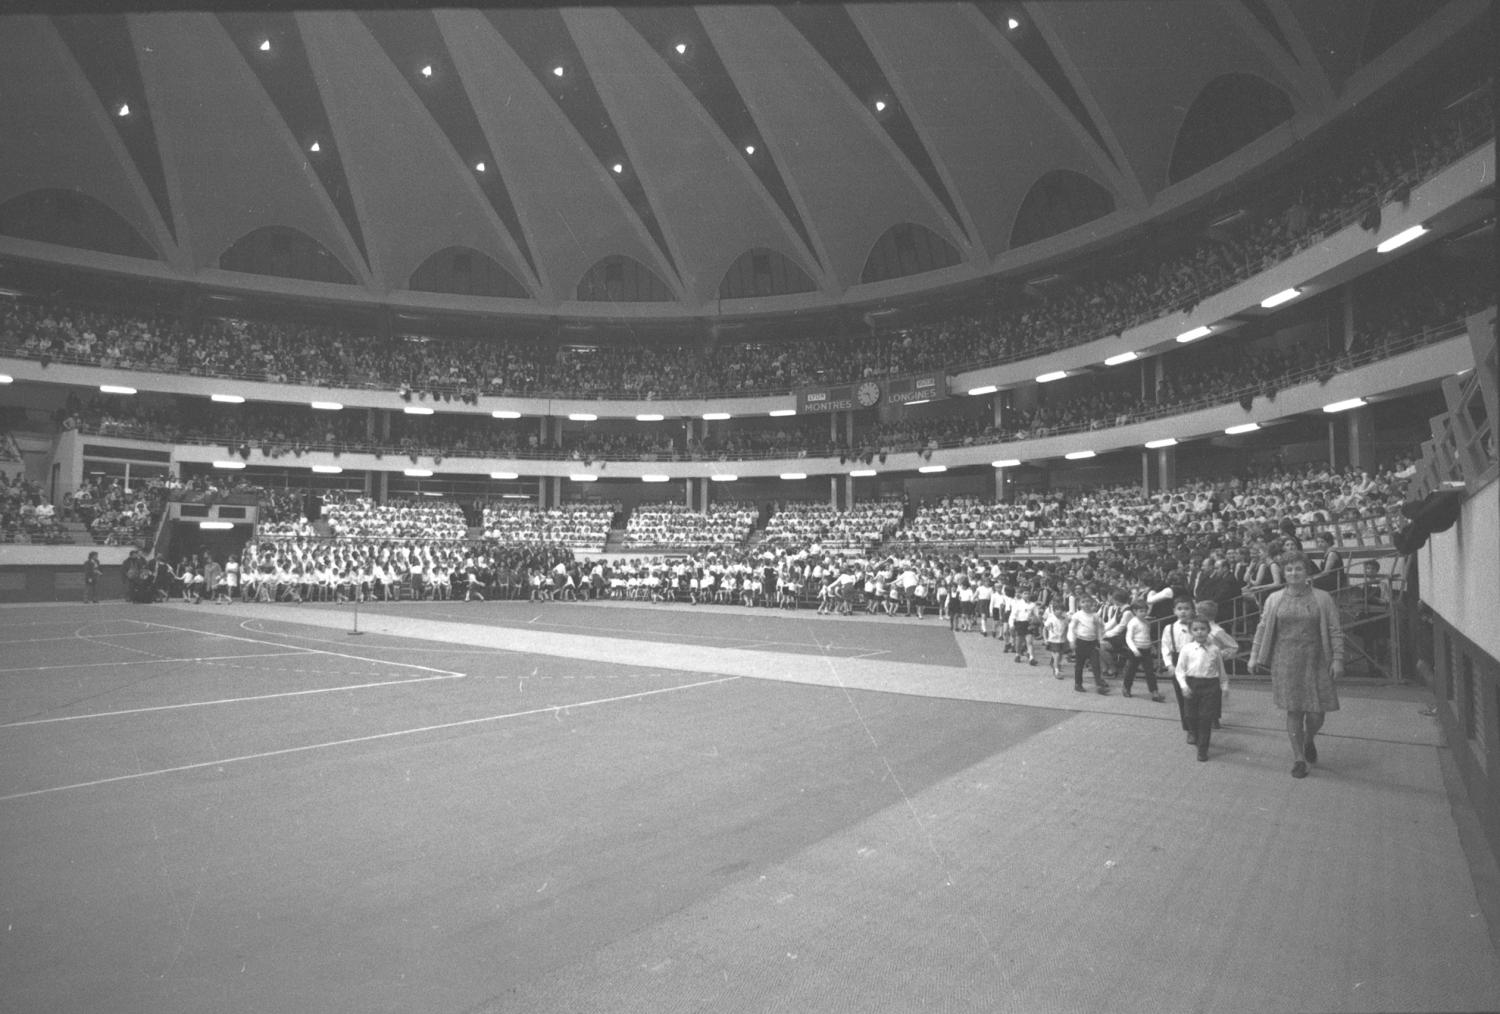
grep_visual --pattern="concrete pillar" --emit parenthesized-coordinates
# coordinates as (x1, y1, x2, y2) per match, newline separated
(845, 410, 854, 451)
(994, 466, 1008, 502)
(829, 475, 838, 509)
(375, 470, 389, 504)
(379, 409, 391, 442)
(684, 477, 693, 509)
(699, 477, 709, 513)
(551, 475, 562, 508)
(1342, 287, 1356, 352)
(1142, 449, 1152, 496)
(1346, 405, 1376, 471)
(843, 474, 854, 510)
(992, 393, 1005, 431)
(1156, 444, 1177, 490)
(364, 470, 374, 497)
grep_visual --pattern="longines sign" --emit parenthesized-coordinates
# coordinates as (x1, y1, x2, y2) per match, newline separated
(886, 371, 948, 405)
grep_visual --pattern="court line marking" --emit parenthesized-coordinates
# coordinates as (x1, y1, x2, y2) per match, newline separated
(0, 675, 740, 802)
(0, 630, 163, 646)
(137, 619, 465, 677)
(0, 652, 311, 675)
(0, 673, 465, 728)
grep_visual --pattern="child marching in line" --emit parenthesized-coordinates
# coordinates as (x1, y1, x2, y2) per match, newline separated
(1176, 617, 1230, 762)
(1067, 595, 1111, 695)
(1012, 589, 1038, 664)
(1043, 600, 1069, 679)
(1196, 600, 1239, 728)
(1106, 594, 1164, 701)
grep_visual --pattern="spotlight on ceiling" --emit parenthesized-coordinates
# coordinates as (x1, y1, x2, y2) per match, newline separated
(552, 65, 565, 78)
(874, 100, 886, 112)
(258, 39, 271, 53)
(675, 42, 687, 55)
(117, 103, 130, 117)
(474, 161, 486, 173)
(1008, 17, 1021, 30)
(611, 162, 623, 174)
(744, 144, 756, 156)
(420, 64, 433, 78)
(309, 141, 320, 153)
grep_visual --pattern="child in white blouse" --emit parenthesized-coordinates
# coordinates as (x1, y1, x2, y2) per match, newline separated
(1177, 618, 1230, 761)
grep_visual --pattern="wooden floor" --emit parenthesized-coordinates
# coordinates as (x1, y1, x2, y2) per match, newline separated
(1, 598, 1496, 1014)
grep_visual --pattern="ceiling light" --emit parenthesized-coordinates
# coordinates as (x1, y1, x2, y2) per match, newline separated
(210, 393, 244, 404)
(675, 42, 687, 55)
(641, 474, 671, 483)
(570, 474, 598, 482)
(780, 473, 807, 480)
(404, 468, 433, 477)
(501, 493, 529, 499)
(710, 474, 737, 482)
(1322, 397, 1367, 413)
(1260, 287, 1301, 308)
(1064, 450, 1096, 460)
(474, 161, 486, 173)
(1036, 370, 1066, 383)
(0, 375, 12, 384)
(769, 409, 797, 417)
(1376, 225, 1427, 253)
(611, 163, 623, 174)
(310, 401, 342, 411)
(1225, 422, 1260, 435)
(420, 64, 433, 78)
(1175, 326, 1213, 343)
(905, 399, 930, 407)
(992, 459, 1020, 468)
(258, 39, 271, 52)
(568, 413, 597, 422)
(403, 406, 434, 415)
(490, 472, 518, 480)
(1007, 17, 1021, 30)
(918, 464, 947, 473)
(850, 469, 877, 477)
(967, 384, 998, 396)
(1104, 351, 1139, 366)
(1144, 438, 1178, 449)
(874, 100, 886, 112)
(199, 521, 234, 530)
(309, 141, 320, 153)
(492, 410, 521, 419)
(311, 465, 343, 474)
(744, 144, 755, 156)
(636, 413, 664, 422)
(99, 384, 136, 395)
(213, 460, 245, 470)
(702, 412, 731, 421)
(552, 65, 565, 78)
(117, 103, 130, 117)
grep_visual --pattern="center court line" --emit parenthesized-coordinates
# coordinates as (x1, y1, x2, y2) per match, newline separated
(0, 673, 466, 728)
(0, 651, 311, 675)
(0, 675, 740, 802)
(137, 619, 466, 677)
(0, 630, 162, 646)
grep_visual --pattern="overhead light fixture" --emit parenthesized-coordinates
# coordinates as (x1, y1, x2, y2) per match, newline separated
(779, 473, 807, 480)
(850, 469, 877, 477)
(1036, 370, 1067, 383)
(99, 385, 136, 395)
(710, 474, 737, 482)
(501, 493, 529, 499)
(675, 42, 687, 55)
(570, 474, 598, 482)
(474, 161, 486, 173)
(311, 465, 343, 474)
(212, 460, 245, 470)
(905, 399, 930, 407)
(210, 393, 244, 404)
(1064, 450, 1096, 460)
(310, 401, 342, 411)
(568, 413, 597, 422)
(641, 474, 671, 483)
(874, 100, 886, 112)
(117, 103, 130, 117)
(1144, 438, 1178, 449)
(744, 144, 756, 156)
(420, 64, 433, 77)
(611, 163, 623, 174)
(1376, 225, 1427, 253)
(1260, 287, 1301, 308)
(492, 410, 521, 419)
(1007, 17, 1021, 30)
(309, 141, 321, 153)
(1175, 326, 1213, 343)
(552, 65, 565, 78)
(635, 413, 664, 422)
(917, 464, 947, 473)
(404, 468, 433, 477)
(1225, 422, 1260, 435)
(199, 521, 234, 530)
(0, 375, 12, 384)
(490, 471, 518, 480)
(992, 459, 1020, 468)
(1322, 397, 1367, 413)
(258, 39, 271, 52)
(702, 412, 731, 421)
(967, 384, 998, 396)
(768, 409, 797, 417)
(403, 406, 434, 415)
(1104, 351, 1139, 366)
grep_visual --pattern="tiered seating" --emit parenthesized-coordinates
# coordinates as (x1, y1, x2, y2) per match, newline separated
(322, 496, 467, 539)
(481, 503, 613, 551)
(623, 502, 757, 548)
(762, 499, 905, 550)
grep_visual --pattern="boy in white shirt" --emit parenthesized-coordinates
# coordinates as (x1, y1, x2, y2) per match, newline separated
(1176, 618, 1230, 762)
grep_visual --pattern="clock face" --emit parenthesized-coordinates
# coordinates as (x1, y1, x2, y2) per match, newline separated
(856, 381, 881, 407)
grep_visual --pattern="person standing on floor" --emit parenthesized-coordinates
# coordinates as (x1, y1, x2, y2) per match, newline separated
(1177, 617, 1230, 762)
(83, 550, 101, 603)
(1066, 594, 1111, 695)
(1249, 551, 1344, 779)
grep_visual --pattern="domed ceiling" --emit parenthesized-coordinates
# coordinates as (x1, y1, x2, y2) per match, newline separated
(0, 2, 1485, 323)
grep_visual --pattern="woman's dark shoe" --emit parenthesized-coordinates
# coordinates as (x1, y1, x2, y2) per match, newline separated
(1292, 761, 1309, 779)
(1197, 748, 1209, 762)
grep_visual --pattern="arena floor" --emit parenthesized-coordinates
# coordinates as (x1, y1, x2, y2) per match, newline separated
(1, 598, 1497, 1014)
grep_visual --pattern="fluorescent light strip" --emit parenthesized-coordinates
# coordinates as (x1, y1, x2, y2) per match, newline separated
(1064, 450, 1096, 460)
(311, 465, 343, 474)
(199, 521, 234, 530)
(967, 384, 998, 396)
(1103, 351, 1138, 366)
(492, 410, 521, 419)
(849, 469, 876, 477)
(100, 384, 137, 395)
(1036, 370, 1067, 383)
(404, 468, 432, 477)
(641, 474, 670, 483)
(710, 474, 736, 482)
(991, 459, 1020, 468)
(0, 374, 12, 384)
(310, 401, 342, 411)
(212, 460, 245, 469)
(768, 409, 797, 417)
(702, 412, 731, 421)
(904, 399, 930, 407)
(1322, 397, 1367, 413)
(490, 472, 518, 480)
(917, 464, 946, 473)
(1144, 438, 1178, 449)
(568, 413, 597, 422)
(1175, 326, 1212, 343)
(635, 414, 664, 422)
(1376, 225, 1427, 253)
(403, 406, 435, 415)
(779, 473, 807, 480)
(210, 393, 245, 404)
(1260, 287, 1301, 308)
(1225, 423, 1260, 435)
(501, 493, 529, 499)
(570, 474, 598, 482)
